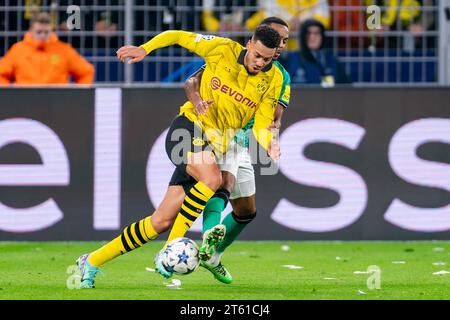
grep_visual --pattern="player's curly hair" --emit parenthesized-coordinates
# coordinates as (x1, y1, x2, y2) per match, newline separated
(252, 25, 281, 49)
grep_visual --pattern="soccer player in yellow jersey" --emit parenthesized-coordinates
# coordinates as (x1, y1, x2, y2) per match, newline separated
(184, 17, 291, 284)
(76, 25, 284, 287)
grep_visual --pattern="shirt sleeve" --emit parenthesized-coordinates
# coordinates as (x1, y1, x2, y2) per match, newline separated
(66, 45, 95, 84)
(278, 69, 291, 109)
(0, 45, 16, 84)
(140, 30, 230, 59)
(252, 80, 282, 151)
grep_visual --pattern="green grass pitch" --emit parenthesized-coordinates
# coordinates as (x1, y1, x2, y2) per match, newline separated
(0, 241, 448, 300)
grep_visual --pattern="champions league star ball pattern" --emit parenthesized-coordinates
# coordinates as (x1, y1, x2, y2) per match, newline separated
(161, 237, 200, 275)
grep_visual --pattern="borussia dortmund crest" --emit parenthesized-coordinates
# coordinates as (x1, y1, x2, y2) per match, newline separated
(192, 137, 206, 147)
(256, 78, 269, 93)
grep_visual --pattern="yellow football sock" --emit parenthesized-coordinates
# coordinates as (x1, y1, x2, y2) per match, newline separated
(88, 216, 158, 267)
(164, 181, 214, 248)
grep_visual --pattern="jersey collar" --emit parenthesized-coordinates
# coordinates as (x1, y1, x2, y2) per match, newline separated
(238, 49, 273, 73)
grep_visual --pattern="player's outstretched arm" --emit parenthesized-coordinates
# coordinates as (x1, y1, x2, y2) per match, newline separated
(118, 30, 229, 65)
(117, 30, 192, 64)
(116, 45, 147, 64)
(184, 68, 214, 115)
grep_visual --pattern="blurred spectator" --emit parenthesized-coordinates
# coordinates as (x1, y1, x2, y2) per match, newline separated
(246, 0, 331, 52)
(58, 1, 122, 50)
(292, 19, 351, 85)
(365, 0, 435, 51)
(14, 0, 59, 31)
(365, 0, 420, 30)
(134, 0, 202, 45)
(329, 0, 368, 49)
(0, 12, 94, 85)
(202, 0, 257, 32)
(0, 1, 122, 51)
(0, 0, 60, 42)
(406, 0, 436, 50)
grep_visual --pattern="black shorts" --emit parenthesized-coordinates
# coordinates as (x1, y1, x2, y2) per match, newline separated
(165, 115, 211, 191)
(169, 167, 197, 193)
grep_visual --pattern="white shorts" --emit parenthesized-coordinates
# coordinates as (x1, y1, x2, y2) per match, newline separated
(218, 141, 255, 200)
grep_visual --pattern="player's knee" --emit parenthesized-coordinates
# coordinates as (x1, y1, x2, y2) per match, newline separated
(221, 172, 236, 193)
(202, 171, 222, 191)
(233, 196, 256, 216)
(234, 203, 256, 218)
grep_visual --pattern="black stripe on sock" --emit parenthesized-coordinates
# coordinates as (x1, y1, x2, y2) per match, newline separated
(141, 219, 151, 241)
(192, 185, 203, 196)
(231, 211, 256, 224)
(121, 232, 132, 252)
(134, 221, 147, 244)
(213, 188, 231, 207)
(187, 191, 207, 207)
(126, 225, 140, 249)
(183, 198, 203, 214)
(180, 207, 198, 222)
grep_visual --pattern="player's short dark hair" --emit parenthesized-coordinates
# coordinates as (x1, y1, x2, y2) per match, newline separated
(259, 16, 289, 28)
(252, 25, 281, 49)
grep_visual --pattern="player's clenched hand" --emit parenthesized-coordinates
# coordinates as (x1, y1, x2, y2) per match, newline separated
(116, 46, 147, 64)
(268, 138, 281, 161)
(194, 99, 214, 115)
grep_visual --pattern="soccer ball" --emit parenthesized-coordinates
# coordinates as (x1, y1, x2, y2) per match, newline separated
(161, 237, 200, 275)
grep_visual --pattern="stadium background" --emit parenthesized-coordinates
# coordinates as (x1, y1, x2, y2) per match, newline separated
(0, 1, 449, 241)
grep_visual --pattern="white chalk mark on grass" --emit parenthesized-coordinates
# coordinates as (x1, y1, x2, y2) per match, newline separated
(282, 265, 304, 269)
(432, 270, 450, 275)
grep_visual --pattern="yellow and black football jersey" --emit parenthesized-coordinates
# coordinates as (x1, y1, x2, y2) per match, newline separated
(140, 30, 284, 155)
